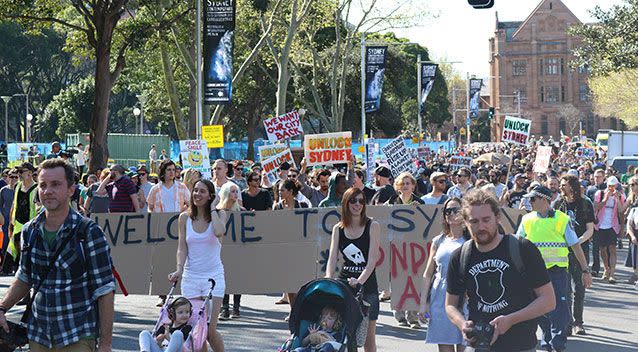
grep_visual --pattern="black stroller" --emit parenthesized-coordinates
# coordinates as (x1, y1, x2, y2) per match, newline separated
(278, 278, 366, 352)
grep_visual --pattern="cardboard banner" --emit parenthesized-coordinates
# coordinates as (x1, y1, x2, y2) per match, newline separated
(304, 132, 352, 166)
(262, 149, 296, 184)
(502, 116, 531, 145)
(179, 140, 212, 179)
(419, 63, 438, 115)
(203, 0, 235, 104)
(449, 155, 473, 171)
(364, 46, 388, 113)
(258, 143, 289, 162)
(469, 78, 482, 118)
(534, 146, 552, 173)
(576, 147, 595, 159)
(201, 125, 224, 148)
(263, 111, 304, 142)
(99, 205, 526, 311)
(381, 137, 417, 178)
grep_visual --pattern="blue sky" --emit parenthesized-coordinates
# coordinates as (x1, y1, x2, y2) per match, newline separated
(383, 0, 624, 77)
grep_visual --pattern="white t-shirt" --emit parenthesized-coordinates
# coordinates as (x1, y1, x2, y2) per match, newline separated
(75, 152, 86, 166)
(599, 197, 616, 230)
(160, 183, 178, 213)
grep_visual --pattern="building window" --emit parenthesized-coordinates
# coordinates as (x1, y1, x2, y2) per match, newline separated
(541, 115, 549, 135)
(515, 88, 527, 105)
(540, 86, 544, 102)
(546, 58, 559, 75)
(579, 84, 589, 101)
(559, 118, 566, 132)
(546, 86, 559, 103)
(560, 58, 565, 75)
(512, 60, 527, 76)
(561, 86, 565, 102)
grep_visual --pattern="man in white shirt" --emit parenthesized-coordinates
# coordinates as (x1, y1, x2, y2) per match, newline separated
(149, 144, 158, 175)
(75, 143, 86, 175)
(147, 159, 189, 213)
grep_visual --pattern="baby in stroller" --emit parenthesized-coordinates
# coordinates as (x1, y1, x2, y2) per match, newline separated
(139, 297, 193, 352)
(293, 306, 343, 352)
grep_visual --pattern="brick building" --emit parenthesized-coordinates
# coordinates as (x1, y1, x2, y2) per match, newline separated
(488, 0, 622, 141)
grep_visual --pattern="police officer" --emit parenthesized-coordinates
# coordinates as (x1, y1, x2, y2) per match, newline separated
(516, 185, 592, 352)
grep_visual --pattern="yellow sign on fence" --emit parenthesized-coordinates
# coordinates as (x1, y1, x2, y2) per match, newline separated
(202, 125, 224, 148)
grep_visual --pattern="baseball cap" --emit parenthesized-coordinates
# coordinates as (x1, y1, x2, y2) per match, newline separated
(110, 164, 126, 173)
(430, 171, 447, 183)
(514, 173, 527, 181)
(607, 176, 619, 186)
(567, 169, 579, 177)
(523, 185, 553, 201)
(374, 166, 392, 178)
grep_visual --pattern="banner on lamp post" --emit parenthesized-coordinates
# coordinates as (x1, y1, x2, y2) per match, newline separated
(203, 0, 236, 104)
(364, 46, 388, 113)
(420, 63, 438, 115)
(469, 78, 482, 118)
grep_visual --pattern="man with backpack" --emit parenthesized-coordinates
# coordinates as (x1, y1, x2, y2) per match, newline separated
(0, 158, 115, 351)
(516, 185, 592, 352)
(446, 189, 556, 352)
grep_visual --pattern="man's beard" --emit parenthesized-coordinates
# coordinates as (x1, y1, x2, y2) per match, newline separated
(473, 227, 498, 245)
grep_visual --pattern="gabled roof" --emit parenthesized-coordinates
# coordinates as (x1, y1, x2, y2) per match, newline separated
(512, 0, 582, 38)
(497, 21, 522, 30)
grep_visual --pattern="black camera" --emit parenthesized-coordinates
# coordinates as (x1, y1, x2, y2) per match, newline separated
(0, 321, 28, 352)
(465, 321, 494, 352)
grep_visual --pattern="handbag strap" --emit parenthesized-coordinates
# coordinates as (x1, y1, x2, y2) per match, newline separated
(20, 223, 82, 324)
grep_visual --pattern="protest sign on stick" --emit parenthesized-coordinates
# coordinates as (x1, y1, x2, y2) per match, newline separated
(381, 137, 417, 177)
(304, 132, 352, 166)
(261, 149, 296, 184)
(534, 146, 553, 174)
(576, 147, 595, 159)
(179, 140, 212, 179)
(201, 125, 224, 148)
(263, 111, 303, 142)
(502, 116, 531, 145)
(449, 155, 473, 170)
(258, 143, 289, 162)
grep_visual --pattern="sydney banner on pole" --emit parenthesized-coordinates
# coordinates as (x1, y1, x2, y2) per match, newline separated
(419, 63, 437, 114)
(364, 46, 387, 113)
(469, 78, 482, 118)
(203, 0, 235, 105)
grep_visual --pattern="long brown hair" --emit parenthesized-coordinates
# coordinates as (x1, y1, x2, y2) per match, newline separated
(188, 179, 216, 223)
(339, 187, 370, 228)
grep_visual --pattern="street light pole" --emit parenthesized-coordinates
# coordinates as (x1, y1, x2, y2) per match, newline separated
(1, 96, 10, 144)
(26, 114, 33, 143)
(360, 33, 366, 144)
(136, 94, 146, 134)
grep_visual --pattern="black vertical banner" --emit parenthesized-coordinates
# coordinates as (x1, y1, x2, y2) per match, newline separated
(419, 63, 438, 115)
(469, 78, 483, 118)
(364, 46, 387, 113)
(203, 0, 236, 105)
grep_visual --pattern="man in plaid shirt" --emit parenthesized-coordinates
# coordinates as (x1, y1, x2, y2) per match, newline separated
(0, 158, 115, 351)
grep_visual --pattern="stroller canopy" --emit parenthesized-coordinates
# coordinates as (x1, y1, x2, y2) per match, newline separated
(288, 278, 363, 338)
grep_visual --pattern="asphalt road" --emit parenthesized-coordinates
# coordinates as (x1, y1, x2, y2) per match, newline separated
(0, 247, 636, 351)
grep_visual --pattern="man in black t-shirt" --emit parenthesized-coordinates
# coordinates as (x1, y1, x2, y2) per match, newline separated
(370, 166, 396, 205)
(445, 189, 555, 352)
(241, 171, 273, 211)
(554, 174, 596, 336)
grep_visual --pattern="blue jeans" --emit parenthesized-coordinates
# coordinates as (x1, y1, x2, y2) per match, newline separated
(539, 267, 570, 351)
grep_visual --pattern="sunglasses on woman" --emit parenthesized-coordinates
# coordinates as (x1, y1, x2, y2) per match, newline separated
(348, 198, 366, 205)
(444, 207, 460, 216)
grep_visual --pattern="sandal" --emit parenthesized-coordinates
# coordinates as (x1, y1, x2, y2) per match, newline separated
(275, 298, 289, 305)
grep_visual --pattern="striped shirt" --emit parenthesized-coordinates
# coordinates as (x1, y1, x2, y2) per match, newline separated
(106, 176, 137, 212)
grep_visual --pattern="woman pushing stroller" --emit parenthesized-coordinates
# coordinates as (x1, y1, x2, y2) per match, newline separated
(325, 187, 381, 352)
(167, 179, 228, 352)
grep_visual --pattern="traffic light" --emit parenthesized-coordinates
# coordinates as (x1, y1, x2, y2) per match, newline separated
(468, 0, 495, 9)
(488, 107, 495, 120)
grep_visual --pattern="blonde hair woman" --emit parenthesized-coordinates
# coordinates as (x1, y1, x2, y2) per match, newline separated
(216, 182, 244, 212)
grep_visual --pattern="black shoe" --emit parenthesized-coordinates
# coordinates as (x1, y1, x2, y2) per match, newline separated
(618, 240, 623, 249)
(230, 308, 240, 319)
(219, 307, 230, 321)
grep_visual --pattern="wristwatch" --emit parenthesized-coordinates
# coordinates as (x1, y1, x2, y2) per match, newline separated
(582, 268, 591, 274)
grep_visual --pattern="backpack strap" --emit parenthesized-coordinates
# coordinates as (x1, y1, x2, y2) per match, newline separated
(507, 235, 525, 278)
(458, 239, 474, 285)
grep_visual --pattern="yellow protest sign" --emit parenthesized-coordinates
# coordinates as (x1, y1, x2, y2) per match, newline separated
(202, 125, 224, 148)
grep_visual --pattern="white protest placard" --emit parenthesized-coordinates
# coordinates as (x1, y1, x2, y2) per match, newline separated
(417, 146, 430, 159)
(502, 115, 531, 145)
(262, 149, 296, 184)
(179, 140, 212, 179)
(258, 143, 289, 162)
(365, 140, 379, 183)
(263, 111, 303, 142)
(381, 137, 417, 178)
(449, 155, 473, 171)
(534, 146, 553, 174)
(576, 147, 595, 159)
(304, 132, 352, 166)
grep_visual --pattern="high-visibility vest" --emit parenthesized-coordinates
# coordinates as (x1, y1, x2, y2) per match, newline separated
(522, 210, 570, 269)
(7, 182, 38, 258)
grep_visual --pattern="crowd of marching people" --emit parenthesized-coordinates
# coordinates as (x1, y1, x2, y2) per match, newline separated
(0, 135, 636, 352)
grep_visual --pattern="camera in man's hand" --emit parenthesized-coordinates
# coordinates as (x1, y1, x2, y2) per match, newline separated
(465, 321, 494, 352)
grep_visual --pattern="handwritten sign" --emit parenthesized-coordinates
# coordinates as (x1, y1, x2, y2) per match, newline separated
(258, 143, 289, 162)
(576, 147, 595, 159)
(261, 149, 296, 184)
(304, 132, 352, 166)
(99, 205, 525, 311)
(179, 140, 212, 179)
(449, 155, 473, 170)
(201, 125, 224, 148)
(381, 137, 417, 178)
(534, 146, 553, 174)
(502, 116, 531, 145)
(263, 111, 304, 142)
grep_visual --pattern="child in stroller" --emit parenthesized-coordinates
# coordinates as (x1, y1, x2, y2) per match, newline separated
(139, 297, 193, 352)
(293, 306, 343, 352)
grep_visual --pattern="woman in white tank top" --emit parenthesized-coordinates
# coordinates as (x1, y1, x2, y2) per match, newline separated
(168, 179, 227, 352)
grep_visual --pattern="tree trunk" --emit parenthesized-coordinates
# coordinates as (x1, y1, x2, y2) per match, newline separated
(246, 114, 257, 160)
(159, 32, 188, 140)
(88, 23, 116, 173)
